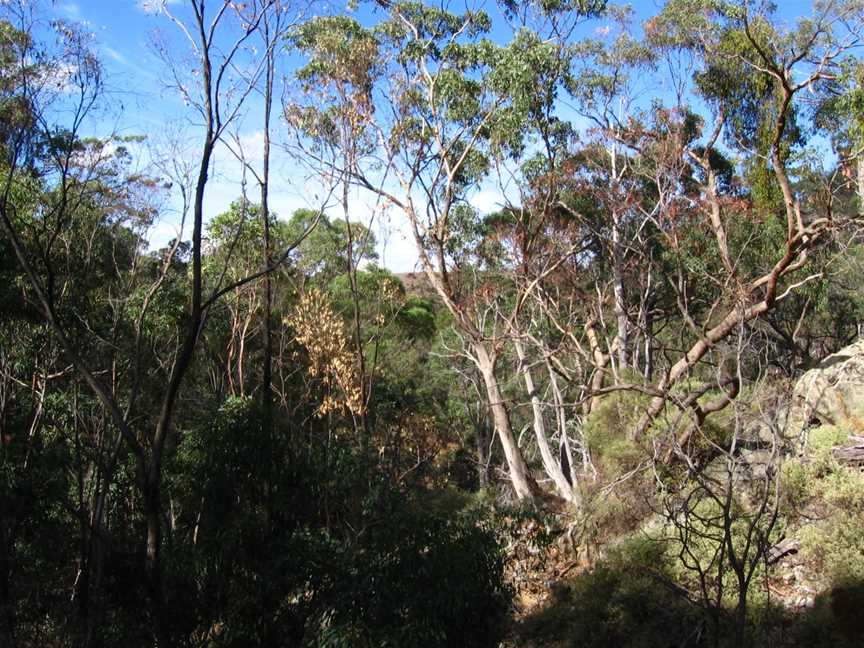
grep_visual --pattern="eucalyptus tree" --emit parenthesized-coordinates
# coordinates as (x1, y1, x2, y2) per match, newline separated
(203, 198, 294, 397)
(255, 0, 287, 443)
(812, 51, 864, 220)
(0, 4, 171, 641)
(285, 12, 389, 438)
(284, 208, 378, 285)
(288, 0, 606, 502)
(556, 5, 660, 372)
(627, 0, 864, 444)
(213, 0, 302, 444)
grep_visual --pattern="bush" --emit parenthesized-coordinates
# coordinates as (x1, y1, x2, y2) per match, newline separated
(801, 511, 864, 586)
(519, 536, 704, 648)
(583, 387, 652, 475)
(304, 505, 508, 647)
(780, 458, 813, 513)
(808, 424, 849, 451)
(797, 458, 864, 587)
(783, 436, 864, 641)
(166, 398, 509, 647)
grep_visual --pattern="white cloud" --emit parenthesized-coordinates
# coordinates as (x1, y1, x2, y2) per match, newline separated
(236, 130, 266, 163)
(102, 46, 126, 64)
(142, 131, 423, 271)
(70, 140, 120, 168)
(147, 218, 185, 250)
(41, 60, 79, 93)
(469, 187, 504, 214)
(136, 0, 182, 14)
(377, 218, 420, 273)
(58, 2, 80, 19)
(145, 173, 422, 273)
(350, 193, 419, 273)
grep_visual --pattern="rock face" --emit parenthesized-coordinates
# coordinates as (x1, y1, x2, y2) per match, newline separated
(788, 339, 864, 438)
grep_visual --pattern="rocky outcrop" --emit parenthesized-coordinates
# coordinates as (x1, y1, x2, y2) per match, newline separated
(787, 339, 864, 440)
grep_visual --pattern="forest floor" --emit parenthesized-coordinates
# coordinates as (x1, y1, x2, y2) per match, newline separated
(500, 535, 592, 647)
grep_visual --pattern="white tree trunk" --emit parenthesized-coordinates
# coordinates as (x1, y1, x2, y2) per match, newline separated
(612, 210, 629, 369)
(515, 341, 577, 503)
(857, 152, 864, 219)
(546, 358, 583, 499)
(474, 343, 537, 500)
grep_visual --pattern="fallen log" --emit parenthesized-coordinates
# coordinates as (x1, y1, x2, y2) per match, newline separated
(767, 537, 800, 565)
(833, 446, 864, 464)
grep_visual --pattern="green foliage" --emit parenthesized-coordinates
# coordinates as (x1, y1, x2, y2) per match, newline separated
(499, 0, 607, 20)
(479, 498, 558, 560)
(784, 444, 864, 591)
(667, 491, 775, 603)
(291, 15, 378, 95)
(801, 510, 864, 586)
(8, 1, 864, 646)
(163, 397, 509, 647)
(762, 242, 864, 364)
(397, 294, 436, 339)
(808, 424, 849, 451)
(695, 23, 778, 145)
(583, 387, 651, 474)
(813, 58, 864, 154)
(327, 264, 402, 317)
(286, 209, 377, 282)
(300, 502, 508, 647)
(520, 536, 704, 648)
(780, 458, 813, 512)
(791, 584, 864, 648)
(484, 27, 574, 157)
(772, 408, 864, 643)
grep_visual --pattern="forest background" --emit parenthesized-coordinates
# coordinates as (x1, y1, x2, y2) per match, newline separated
(2, 0, 864, 646)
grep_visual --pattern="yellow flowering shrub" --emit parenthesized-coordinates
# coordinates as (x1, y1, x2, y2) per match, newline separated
(286, 288, 363, 417)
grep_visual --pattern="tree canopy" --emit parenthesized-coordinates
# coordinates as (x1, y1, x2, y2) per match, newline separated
(2, 1, 864, 645)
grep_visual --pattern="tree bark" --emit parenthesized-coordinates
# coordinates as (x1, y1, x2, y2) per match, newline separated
(475, 417, 492, 488)
(546, 358, 582, 498)
(142, 472, 170, 646)
(474, 343, 538, 500)
(857, 152, 864, 219)
(515, 340, 577, 503)
(260, 37, 274, 445)
(611, 210, 629, 368)
(584, 316, 610, 416)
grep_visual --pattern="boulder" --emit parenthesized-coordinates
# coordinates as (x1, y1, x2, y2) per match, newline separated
(738, 416, 782, 446)
(788, 339, 864, 440)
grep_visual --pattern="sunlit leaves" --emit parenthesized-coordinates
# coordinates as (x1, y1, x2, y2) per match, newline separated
(285, 208, 377, 282)
(291, 15, 378, 106)
(286, 287, 364, 417)
(813, 57, 864, 154)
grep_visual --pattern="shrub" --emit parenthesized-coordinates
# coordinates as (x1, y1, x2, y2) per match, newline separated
(168, 398, 509, 647)
(583, 387, 652, 475)
(808, 424, 849, 451)
(801, 511, 864, 586)
(519, 536, 704, 648)
(780, 458, 813, 512)
(301, 499, 509, 648)
(798, 459, 864, 586)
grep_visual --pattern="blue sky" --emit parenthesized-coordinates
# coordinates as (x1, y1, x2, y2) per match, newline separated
(52, 0, 336, 264)
(50, 0, 834, 272)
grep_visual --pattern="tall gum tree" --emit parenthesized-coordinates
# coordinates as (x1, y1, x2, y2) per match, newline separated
(288, 0, 606, 501)
(627, 0, 864, 442)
